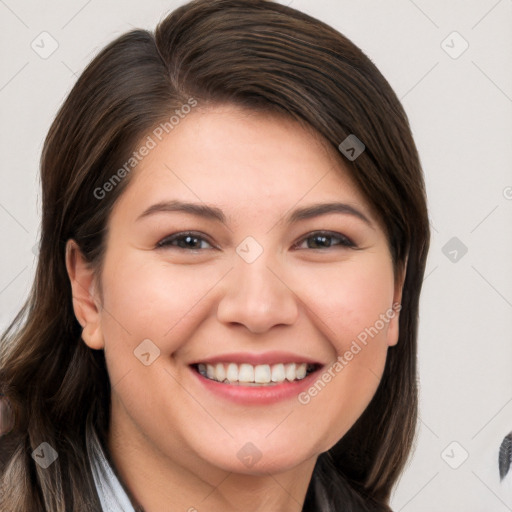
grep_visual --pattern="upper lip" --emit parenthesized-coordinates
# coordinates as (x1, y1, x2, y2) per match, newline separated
(190, 351, 324, 366)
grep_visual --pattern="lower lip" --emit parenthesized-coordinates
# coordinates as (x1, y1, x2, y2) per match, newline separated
(190, 366, 323, 405)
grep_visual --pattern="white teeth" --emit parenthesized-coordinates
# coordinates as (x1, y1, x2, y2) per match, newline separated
(238, 364, 254, 382)
(254, 364, 271, 384)
(284, 363, 296, 381)
(196, 362, 314, 385)
(226, 363, 238, 381)
(215, 363, 226, 382)
(295, 363, 307, 379)
(271, 363, 285, 382)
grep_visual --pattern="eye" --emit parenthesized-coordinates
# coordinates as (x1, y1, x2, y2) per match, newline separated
(156, 231, 356, 251)
(156, 231, 215, 250)
(293, 231, 356, 250)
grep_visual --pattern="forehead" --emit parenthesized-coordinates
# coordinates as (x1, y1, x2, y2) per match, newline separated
(111, 105, 373, 224)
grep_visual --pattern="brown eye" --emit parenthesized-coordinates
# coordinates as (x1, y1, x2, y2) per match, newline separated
(294, 231, 356, 250)
(156, 232, 214, 250)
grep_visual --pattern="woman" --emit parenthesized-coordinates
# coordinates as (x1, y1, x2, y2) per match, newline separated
(0, 0, 430, 510)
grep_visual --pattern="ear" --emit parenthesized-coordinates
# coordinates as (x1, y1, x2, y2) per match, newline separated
(386, 258, 407, 347)
(65, 239, 104, 350)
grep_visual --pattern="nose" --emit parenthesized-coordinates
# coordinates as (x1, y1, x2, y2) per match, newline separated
(216, 254, 299, 334)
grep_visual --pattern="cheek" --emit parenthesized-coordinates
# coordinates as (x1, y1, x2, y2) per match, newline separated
(294, 256, 395, 348)
(290, 257, 395, 447)
(98, 252, 225, 357)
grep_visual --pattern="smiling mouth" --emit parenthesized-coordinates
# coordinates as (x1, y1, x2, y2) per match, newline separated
(192, 362, 320, 386)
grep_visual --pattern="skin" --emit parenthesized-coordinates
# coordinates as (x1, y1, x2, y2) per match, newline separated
(66, 105, 404, 512)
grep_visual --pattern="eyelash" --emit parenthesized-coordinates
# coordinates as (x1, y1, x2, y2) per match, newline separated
(156, 230, 357, 251)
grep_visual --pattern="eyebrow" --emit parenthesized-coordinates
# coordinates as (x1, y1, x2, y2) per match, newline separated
(286, 202, 373, 227)
(136, 199, 374, 227)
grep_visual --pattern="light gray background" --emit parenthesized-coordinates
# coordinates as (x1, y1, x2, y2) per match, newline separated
(1, 0, 511, 510)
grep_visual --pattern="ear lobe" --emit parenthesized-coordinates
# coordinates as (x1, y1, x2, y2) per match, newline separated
(386, 303, 401, 347)
(65, 239, 104, 350)
(387, 260, 407, 347)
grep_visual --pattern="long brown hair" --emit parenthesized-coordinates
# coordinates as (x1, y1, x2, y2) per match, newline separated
(0, 1, 430, 510)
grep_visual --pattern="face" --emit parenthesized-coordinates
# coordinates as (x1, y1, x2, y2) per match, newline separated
(68, 105, 403, 480)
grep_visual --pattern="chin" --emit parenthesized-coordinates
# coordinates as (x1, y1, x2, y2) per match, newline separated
(194, 434, 320, 476)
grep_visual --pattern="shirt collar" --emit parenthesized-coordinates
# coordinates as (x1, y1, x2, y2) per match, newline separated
(86, 421, 139, 512)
